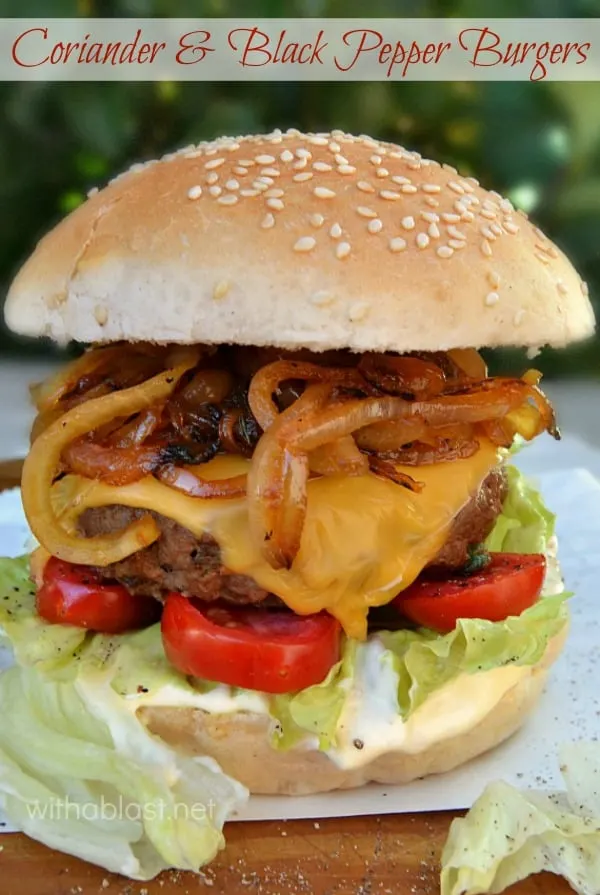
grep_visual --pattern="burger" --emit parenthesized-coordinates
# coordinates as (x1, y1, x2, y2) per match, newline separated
(0, 129, 594, 880)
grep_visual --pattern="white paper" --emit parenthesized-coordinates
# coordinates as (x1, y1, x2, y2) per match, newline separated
(0, 453, 599, 831)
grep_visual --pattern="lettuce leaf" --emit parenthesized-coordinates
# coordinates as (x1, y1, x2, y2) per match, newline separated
(441, 743, 600, 895)
(0, 559, 248, 879)
(485, 465, 555, 554)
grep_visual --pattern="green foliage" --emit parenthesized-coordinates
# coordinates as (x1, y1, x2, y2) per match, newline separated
(1, 0, 599, 376)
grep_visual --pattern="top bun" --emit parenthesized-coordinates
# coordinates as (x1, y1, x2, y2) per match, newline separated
(5, 129, 595, 353)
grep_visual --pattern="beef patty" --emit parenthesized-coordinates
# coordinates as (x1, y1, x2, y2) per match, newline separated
(78, 467, 507, 604)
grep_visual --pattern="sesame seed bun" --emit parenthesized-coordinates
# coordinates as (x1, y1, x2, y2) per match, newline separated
(138, 625, 566, 795)
(4, 129, 594, 352)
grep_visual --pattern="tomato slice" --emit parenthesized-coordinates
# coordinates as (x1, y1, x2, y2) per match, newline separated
(393, 553, 546, 633)
(36, 557, 161, 633)
(161, 594, 342, 694)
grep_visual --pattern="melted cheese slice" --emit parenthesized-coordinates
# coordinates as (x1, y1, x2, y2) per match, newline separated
(52, 442, 499, 639)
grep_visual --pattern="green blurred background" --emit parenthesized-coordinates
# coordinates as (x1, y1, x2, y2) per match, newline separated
(1, 0, 599, 377)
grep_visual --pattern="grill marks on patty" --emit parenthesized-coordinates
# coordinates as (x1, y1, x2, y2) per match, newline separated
(78, 467, 508, 605)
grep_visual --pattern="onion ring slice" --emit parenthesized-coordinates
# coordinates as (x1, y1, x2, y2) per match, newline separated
(22, 360, 196, 566)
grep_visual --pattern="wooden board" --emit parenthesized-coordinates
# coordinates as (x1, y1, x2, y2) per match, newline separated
(0, 460, 570, 895)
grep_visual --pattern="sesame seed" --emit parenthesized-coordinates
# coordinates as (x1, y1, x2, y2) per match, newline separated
(253, 182, 268, 192)
(311, 290, 335, 306)
(357, 206, 377, 218)
(367, 218, 383, 234)
(389, 237, 407, 252)
(240, 189, 260, 198)
(442, 213, 461, 223)
(370, 154, 382, 165)
(255, 154, 275, 165)
(481, 240, 493, 257)
(485, 292, 500, 306)
(265, 188, 284, 198)
(217, 194, 238, 205)
(376, 168, 390, 178)
(313, 161, 333, 172)
(488, 271, 501, 288)
(266, 197, 284, 211)
(425, 197, 440, 207)
(336, 242, 351, 259)
(357, 181, 376, 194)
(293, 157, 308, 170)
(421, 212, 440, 223)
(416, 232, 430, 249)
(500, 198, 514, 213)
(533, 226, 546, 240)
(94, 305, 108, 325)
(309, 135, 328, 146)
(407, 160, 422, 170)
(422, 183, 442, 193)
(448, 239, 466, 250)
(261, 167, 280, 177)
(87, 186, 99, 198)
(293, 172, 313, 182)
(514, 309, 526, 325)
(256, 175, 274, 186)
(296, 148, 312, 159)
(448, 180, 465, 194)
(204, 157, 225, 170)
(233, 166, 248, 176)
(238, 159, 255, 167)
(481, 226, 495, 240)
(225, 179, 240, 191)
(401, 216, 416, 230)
(206, 172, 219, 185)
(428, 223, 440, 239)
(335, 154, 350, 166)
(338, 165, 356, 175)
(437, 246, 454, 259)
(310, 213, 325, 228)
(380, 190, 401, 201)
(490, 223, 503, 236)
(208, 185, 222, 197)
(348, 301, 370, 322)
(314, 187, 336, 199)
(261, 213, 275, 229)
(391, 175, 411, 185)
(535, 251, 550, 265)
(329, 141, 341, 153)
(556, 280, 568, 295)
(480, 208, 497, 220)
(447, 226, 467, 241)
(213, 280, 230, 300)
(280, 149, 294, 162)
(330, 222, 342, 239)
(294, 236, 317, 253)
(461, 210, 475, 223)
(504, 220, 520, 234)
(187, 185, 202, 200)
(400, 184, 418, 194)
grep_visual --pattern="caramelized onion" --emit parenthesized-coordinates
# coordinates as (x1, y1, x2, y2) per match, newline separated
(157, 465, 246, 499)
(379, 438, 480, 466)
(30, 346, 124, 412)
(446, 348, 488, 381)
(179, 369, 233, 406)
(358, 354, 446, 398)
(247, 383, 333, 569)
(22, 361, 196, 566)
(367, 456, 424, 492)
(110, 407, 164, 447)
(62, 441, 163, 486)
(248, 360, 365, 430)
(309, 436, 368, 477)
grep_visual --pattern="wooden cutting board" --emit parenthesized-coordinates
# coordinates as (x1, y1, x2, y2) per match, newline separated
(0, 460, 570, 895)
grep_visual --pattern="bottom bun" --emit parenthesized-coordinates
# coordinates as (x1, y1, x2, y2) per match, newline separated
(139, 627, 566, 796)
